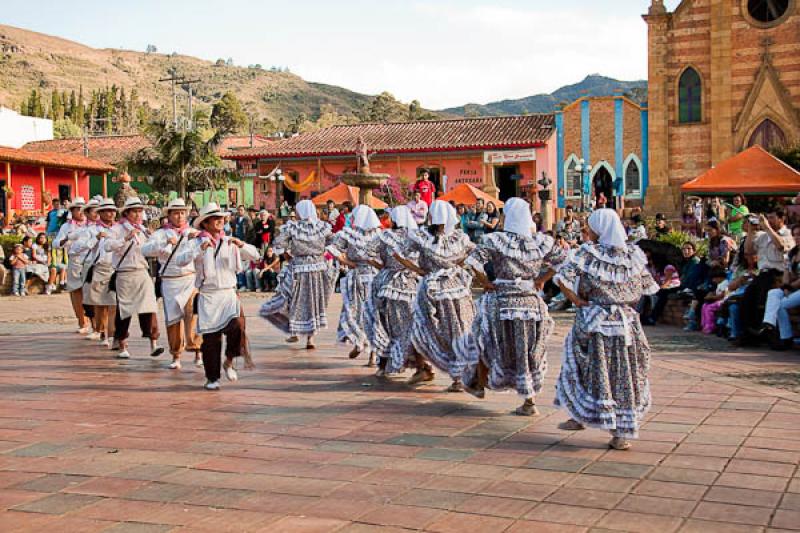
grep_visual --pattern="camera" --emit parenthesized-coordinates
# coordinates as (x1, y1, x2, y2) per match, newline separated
(748, 215, 759, 225)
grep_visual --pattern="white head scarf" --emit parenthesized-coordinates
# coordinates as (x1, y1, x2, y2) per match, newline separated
(295, 200, 318, 222)
(352, 205, 380, 231)
(390, 205, 418, 230)
(588, 208, 627, 249)
(502, 198, 534, 236)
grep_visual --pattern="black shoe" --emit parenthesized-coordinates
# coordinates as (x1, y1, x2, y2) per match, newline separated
(750, 323, 775, 338)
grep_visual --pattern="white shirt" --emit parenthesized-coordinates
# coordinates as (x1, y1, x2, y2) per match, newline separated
(54, 220, 86, 258)
(175, 235, 259, 291)
(72, 223, 115, 266)
(104, 221, 150, 271)
(142, 226, 197, 277)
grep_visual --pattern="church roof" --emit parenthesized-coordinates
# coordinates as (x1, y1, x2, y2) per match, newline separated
(222, 115, 555, 160)
(681, 145, 800, 195)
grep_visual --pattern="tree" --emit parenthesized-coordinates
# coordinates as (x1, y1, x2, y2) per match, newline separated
(361, 91, 404, 123)
(131, 121, 226, 198)
(146, 44, 157, 54)
(210, 92, 247, 135)
(226, 57, 234, 66)
(773, 143, 800, 171)
(53, 118, 82, 139)
(215, 58, 226, 67)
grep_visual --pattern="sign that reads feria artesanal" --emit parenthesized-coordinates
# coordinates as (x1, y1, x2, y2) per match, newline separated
(483, 149, 537, 164)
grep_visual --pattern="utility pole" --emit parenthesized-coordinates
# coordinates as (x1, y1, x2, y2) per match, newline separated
(159, 67, 183, 129)
(182, 79, 201, 130)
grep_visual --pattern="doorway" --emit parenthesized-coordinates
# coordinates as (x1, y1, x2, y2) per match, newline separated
(0, 180, 6, 219)
(281, 173, 299, 206)
(417, 167, 442, 196)
(58, 185, 71, 203)
(494, 165, 520, 203)
(592, 167, 614, 208)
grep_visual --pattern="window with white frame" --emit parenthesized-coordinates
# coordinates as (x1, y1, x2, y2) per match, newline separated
(624, 157, 642, 198)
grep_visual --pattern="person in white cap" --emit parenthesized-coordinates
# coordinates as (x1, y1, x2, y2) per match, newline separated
(553, 208, 659, 451)
(71, 197, 114, 344)
(174, 203, 259, 390)
(364, 205, 421, 377)
(142, 198, 202, 369)
(105, 197, 163, 359)
(327, 204, 382, 365)
(456, 198, 568, 416)
(394, 200, 475, 391)
(54, 196, 91, 334)
(260, 199, 337, 350)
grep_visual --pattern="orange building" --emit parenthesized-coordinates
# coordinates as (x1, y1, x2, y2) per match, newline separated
(222, 115, 557, 215)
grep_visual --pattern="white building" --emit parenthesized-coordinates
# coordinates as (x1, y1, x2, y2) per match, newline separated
(0, 107, 53, 148)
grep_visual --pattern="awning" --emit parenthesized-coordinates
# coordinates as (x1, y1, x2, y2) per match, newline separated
(681, 145, 800, 196)
(437, 183, 504, 207)
(312, 183, 388, 209)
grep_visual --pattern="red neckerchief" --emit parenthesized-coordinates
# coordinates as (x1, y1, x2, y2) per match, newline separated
(197, 230, 223, 245)
(163, 221, 189, 232)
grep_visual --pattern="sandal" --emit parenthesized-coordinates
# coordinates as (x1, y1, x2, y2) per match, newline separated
(348, 347, 361, 359)
(558, 419, 586, 431)
(609, 437, 632, 451)
(446, 380, 464, 393)
(365, 353, 376, 368)
(514, 400, 539, 416)
(286, 336, 299, 344)
(463, 382, 485, 399)
(406, 367, 435, 385)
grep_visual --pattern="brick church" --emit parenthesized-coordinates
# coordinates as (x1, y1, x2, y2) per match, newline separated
(644, 0, 800, 213)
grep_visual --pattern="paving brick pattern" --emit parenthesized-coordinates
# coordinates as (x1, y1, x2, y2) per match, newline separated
(0, 294, 798, 532)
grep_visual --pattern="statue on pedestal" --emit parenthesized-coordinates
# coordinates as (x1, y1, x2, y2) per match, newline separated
(114, 171, 138, 207)
(356, 136, 370, 174)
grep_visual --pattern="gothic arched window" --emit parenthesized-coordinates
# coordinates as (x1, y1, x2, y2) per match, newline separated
(748, 119, 787, 150)
(678, 68, 702, 124)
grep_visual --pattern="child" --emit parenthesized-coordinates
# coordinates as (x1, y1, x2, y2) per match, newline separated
(699, 269, 729, 334)
(9, 244, 29, 296)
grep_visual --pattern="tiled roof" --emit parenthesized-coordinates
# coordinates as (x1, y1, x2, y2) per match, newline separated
(215, 135, 274, 154)
(222, 115, 555, 160)
(0, 145, 115, 173)
(23, 135, 150, 166)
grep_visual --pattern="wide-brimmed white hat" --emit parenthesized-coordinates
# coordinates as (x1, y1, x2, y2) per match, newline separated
(119, 197, 144, 215)
(68, 197, 86, 210)
(96, 198, 117, 212)
(192, 202, 225, 229)
(163, 198, 190, 214)
(82, 197, 101, 212)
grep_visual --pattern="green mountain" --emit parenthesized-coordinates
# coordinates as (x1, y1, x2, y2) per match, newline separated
(443, 75, 648, 116)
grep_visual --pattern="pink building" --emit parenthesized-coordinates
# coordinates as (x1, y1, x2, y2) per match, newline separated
(223, 115, 557, 219)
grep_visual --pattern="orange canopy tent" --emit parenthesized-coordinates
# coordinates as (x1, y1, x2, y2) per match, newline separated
(681, 145, 800, 196)
(437, 183, 504, 207)
(312, 183, 388, 209)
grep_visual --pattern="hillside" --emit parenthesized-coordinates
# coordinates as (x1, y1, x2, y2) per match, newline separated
(443, 75, 648, 116)
(0, 24, 413, 131)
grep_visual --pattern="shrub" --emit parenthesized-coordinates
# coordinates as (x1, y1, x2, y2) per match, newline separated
(656, 230, 708, 258)
(0, 234, 22, 259)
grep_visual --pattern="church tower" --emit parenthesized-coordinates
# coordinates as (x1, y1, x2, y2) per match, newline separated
(644, 0, 800, 214)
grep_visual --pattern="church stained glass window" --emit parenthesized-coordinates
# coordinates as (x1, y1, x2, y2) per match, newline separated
(678, 68, 702, 124)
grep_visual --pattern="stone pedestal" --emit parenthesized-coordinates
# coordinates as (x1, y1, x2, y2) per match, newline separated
(341, 172, 390, 206)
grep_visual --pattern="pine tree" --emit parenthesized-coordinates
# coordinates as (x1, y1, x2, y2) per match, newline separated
(68, 90, 77, 122)
(77, 86, 85, 128)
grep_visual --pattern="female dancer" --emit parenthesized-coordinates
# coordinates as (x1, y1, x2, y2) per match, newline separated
(364, 205, 420, 377)
(457, 198, 567, 415)
(554, 209, 659, 451)
(329, 204, 381, 365)
(396, 201, 475, 391)
(260, 200, 337, 349)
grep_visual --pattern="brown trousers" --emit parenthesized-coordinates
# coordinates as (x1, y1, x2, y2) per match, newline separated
(92, 305, 116, 339)
(167, 292, 202, 358)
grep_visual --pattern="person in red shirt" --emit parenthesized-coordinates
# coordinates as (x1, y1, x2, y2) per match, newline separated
(332, 202, 353, 233)
(412, 170, 436, 206)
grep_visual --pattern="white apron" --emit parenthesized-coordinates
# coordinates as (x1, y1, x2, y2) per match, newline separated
(84, 262, 117, 306)
(197, 288, 240, 335)
(116, 269, 158, 320)
(162, 274, 196, 326)
(65, 259, 84, 292)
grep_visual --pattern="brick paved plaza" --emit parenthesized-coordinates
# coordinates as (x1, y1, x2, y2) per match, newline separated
(0, 294, 798, 532)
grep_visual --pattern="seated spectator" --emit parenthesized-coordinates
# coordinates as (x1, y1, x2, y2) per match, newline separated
(0, 245, 6, 286)
(758, 223, 800, 349)
(628, 214, 647, 242)
(699, 268, 730, 334)
(325, 200, 340, 225)
(654, 213, 670, 237)
(739, 207, 794, 343)
(555, 205, 581, 246)
(27, 233, 52, 294)
(680, 242, 709, 330)
(532, 212, 544, 233)
(642, 252, 681, 325)
(260, 246, 282, 292)
(681, 204, 699, 236)
(706, 220, 737, 269)
(241, 254, 265, 292)
(253, 210, 273, 248)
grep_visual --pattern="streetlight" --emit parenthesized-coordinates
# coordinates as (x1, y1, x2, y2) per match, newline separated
(572, 158, 592, 212)
(268, 169, 285, 212)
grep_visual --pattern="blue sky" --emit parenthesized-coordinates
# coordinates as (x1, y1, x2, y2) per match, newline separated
(1, 0, 682, 108)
